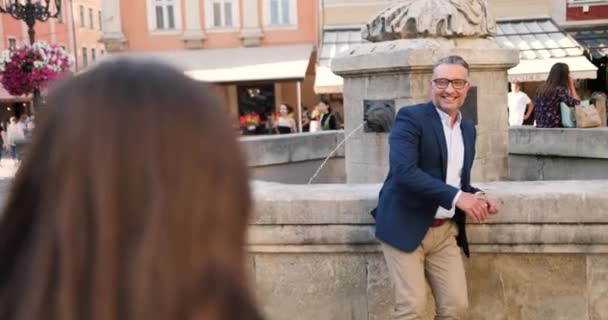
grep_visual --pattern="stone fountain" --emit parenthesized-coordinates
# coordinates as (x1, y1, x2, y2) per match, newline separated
(332, 0, 519, 183)
(244, 2, 608, 319)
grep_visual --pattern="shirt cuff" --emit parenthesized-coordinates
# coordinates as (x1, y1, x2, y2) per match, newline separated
(451, 190, 462, 210)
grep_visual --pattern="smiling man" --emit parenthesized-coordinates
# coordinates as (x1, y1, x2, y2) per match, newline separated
(373, 55, 499, 319)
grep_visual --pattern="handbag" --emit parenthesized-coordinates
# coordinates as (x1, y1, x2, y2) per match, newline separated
(592, 95, 607, 127)
(575, 102, 602, 128)
(560, 102, 576, 128)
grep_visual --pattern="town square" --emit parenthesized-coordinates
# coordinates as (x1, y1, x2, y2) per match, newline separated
(0, 1, 607, 319)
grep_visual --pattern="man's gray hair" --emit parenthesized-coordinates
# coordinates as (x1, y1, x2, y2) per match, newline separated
(432, 55, 470, 74)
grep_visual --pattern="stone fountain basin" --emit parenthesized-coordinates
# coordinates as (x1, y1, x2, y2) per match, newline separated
(249, 180, 608, 320)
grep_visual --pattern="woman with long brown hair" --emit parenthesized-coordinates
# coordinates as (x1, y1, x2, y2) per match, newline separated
(0, 59, 261, 320)
(534, 62, 580, 128)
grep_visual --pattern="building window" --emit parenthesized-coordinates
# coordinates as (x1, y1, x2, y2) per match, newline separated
(264, 0, 297, 27)
(57, 5, 64, 23)
(91, 48, 96, 62)
(147, 0, 181, 31)
(79, 5, 85, 27)
(98, 11, 102, 30)
(82, 47, 88, 68)
(8, 38, 16, 49)
(89, 8, 94, 29)
(206, 0, 239, 29)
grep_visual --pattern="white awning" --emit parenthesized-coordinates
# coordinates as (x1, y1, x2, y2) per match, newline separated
(496, 18, 598, 82)
(314, 65, 343, 94)
(314, 26, 365, 94)
(507, 56, 598, 82)
(106, 44, 314, 83)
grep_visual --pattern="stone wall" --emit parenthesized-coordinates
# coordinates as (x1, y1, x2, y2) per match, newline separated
(250, 180, 608, 320)
(241, 131, 346, 184)
(509, 127, 608, 180)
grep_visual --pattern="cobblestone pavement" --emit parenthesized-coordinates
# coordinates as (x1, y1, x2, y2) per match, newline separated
(0, 159, 17, 208)
(0, 159, 18, 179)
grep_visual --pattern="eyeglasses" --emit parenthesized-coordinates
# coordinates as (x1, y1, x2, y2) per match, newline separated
(432, 78, 468, 89)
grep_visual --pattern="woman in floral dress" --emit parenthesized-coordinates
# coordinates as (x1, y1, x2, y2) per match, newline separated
(534, 63, 580, 128)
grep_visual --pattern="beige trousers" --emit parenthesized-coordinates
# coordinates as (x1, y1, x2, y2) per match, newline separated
(381, 222, 468, 320)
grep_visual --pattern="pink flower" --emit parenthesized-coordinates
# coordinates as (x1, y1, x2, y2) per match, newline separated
(0, 42, 71, 96)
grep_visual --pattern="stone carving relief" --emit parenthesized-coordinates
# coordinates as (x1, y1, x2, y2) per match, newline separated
(364, 100, 395, 133)
(362, 0, 497, 42)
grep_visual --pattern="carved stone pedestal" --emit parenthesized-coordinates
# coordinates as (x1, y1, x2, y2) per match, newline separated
(332, 38, 518, 183)
(331, 0, 519, 183)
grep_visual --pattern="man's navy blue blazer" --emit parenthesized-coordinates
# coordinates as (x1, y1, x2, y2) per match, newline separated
(374, 101, 480, 257)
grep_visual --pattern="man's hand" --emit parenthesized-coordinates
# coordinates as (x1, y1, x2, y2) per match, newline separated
(478, 194, 499, 214)
(456, 192, 489, 222)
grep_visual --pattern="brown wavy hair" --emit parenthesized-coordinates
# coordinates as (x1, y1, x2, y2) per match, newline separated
(0, 59, 261, 320)
(536, 62, 570, 99)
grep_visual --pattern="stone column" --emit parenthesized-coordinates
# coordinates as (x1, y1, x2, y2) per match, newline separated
(240, 0, 264, 47)
(332, 39, 519, 183)
(100, 0, 126, 52)
(181, 0, 206, 49)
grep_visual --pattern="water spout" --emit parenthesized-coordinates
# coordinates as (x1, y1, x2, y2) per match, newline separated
(307, 123, 364, 184)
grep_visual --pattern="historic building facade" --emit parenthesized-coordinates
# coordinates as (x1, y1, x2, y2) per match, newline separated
(71, 0, 105, 71)
(100, 0, 320, 132)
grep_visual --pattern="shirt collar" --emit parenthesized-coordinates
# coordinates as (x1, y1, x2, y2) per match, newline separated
(434, 106, 462, 128)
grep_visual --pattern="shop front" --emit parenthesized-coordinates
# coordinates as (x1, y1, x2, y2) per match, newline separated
(0, 86, 33, 130)
(495, 17, 598, 124)
(569, 25, 608, 94)
(120, 44, 317, 135)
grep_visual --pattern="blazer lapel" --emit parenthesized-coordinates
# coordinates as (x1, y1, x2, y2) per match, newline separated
(426, 103, 448, 179)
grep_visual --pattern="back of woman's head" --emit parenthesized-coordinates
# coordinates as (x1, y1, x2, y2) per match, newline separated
(536, 62, 570, 98)
(0, 59, 260, 320)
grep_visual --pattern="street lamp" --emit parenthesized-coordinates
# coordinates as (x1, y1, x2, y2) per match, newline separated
(0, 0, 62, 45)
(0, 0, 62, 112)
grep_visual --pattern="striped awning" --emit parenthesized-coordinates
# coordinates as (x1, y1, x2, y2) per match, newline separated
(495, 17, 597, 81)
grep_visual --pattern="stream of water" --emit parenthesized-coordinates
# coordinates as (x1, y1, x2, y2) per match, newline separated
(307, 123, 364, 184)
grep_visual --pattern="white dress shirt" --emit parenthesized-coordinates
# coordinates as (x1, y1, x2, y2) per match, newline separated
(434, 107, 464, 219)
(508, 91, 531, 126)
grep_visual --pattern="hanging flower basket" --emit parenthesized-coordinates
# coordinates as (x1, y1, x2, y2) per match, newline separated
(0, 42, 71, 96)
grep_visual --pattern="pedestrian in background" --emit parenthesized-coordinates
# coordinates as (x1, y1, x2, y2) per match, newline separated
(318, 100, 337, 131)
(0, 59, 262, 320)
(6, 116, 24, 163)
(0, 125, 6, 166)
(273, 103, 297, 134)
(534, 63, 580, 128)
(301, 106, 311, 132)
(508, 82, 534, 126)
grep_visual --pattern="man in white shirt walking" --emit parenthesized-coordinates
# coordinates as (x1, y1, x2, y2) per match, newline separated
(507, 82, 534, 126)
(7, 116, 25, 163)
